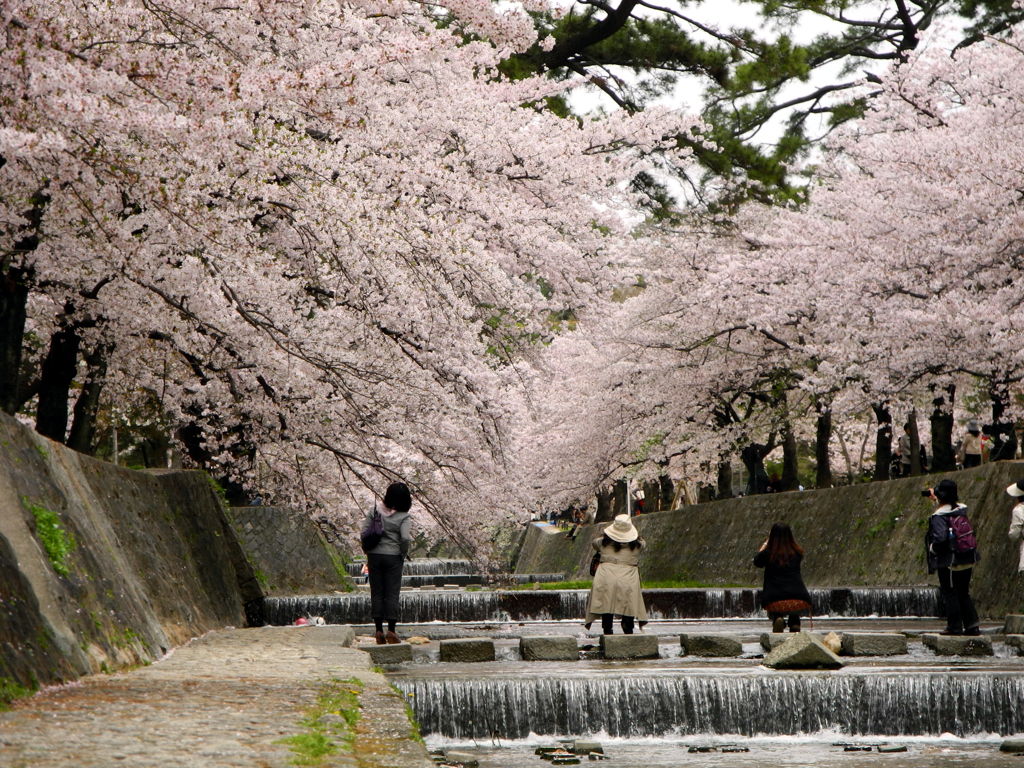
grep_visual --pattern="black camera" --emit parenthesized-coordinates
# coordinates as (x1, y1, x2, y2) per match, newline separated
(921, 488, 933, 498)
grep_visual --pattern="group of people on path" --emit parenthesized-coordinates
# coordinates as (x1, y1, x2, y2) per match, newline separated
(361, 473, 1024, 641)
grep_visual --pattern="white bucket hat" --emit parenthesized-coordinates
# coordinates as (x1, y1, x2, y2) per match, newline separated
(1007, 480, 1024, 497)
(604, 513, 639, 543)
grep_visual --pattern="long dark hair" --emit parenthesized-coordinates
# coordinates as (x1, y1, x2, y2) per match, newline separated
(383, 482, 412, 513)
(767, 522, 803, 567)
(601, 534, 643, 552)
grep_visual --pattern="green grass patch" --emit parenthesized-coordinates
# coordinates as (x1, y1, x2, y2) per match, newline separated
(22, 498, 76, 576)
(276, 677, 362, 766)
(0, 677, 34, 711)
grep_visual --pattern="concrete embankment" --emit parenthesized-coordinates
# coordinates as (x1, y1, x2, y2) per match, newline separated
(514, 461, 1024, 618)
(0, 411, 263, 691)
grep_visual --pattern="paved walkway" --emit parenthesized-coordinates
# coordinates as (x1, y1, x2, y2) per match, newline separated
(0, 626, 432, 768)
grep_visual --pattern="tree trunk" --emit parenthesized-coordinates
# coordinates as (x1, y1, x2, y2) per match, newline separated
(930, 384, 956, 472)
(595, 485, 614, 523)
(717, 460, 734, 500)
(35, 326, 81, 443)
(907, 409, 923, 475)
(815, 403, 832, 489)
(990, 385, 1019, 462)
(872, 403, 892, 482)
(659, 473, 674, 511)
(0, 265, 32, 415)
(612, 479, 628, 517)
(741, 444, 768, 494)
(781, 423, 800, 491)
(66, 343, 112, 454)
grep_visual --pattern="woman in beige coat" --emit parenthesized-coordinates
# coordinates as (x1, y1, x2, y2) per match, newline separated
(1007, 479, 1024, 611)
(584, 514, 648, 634)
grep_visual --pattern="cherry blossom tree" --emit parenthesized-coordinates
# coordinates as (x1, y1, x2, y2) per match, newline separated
(1, 0, 699, 555)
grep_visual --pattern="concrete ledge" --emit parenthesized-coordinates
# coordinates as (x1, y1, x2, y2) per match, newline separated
(439, 638, 495, 663)
(921, 634, 993, 656)
(1006, 615, 1024, 635)
(679, 633, 742, 657)
(840, 633, 908, 657)
(361, 643, 413, 664)
(520, 635, 578, 661)
(600, 634, 659, 660)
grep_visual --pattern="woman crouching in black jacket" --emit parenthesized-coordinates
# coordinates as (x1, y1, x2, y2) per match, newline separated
(754, 522, 812, 633)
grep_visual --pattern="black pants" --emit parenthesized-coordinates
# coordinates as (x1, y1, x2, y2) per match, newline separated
(963, 454, 981, 468)
(368, 553, 404, 623)
(938, 567, 979, 632)
(601, 614, 635, 634)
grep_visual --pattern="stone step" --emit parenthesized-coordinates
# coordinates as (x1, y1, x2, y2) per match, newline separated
(600, 634, 659, 660)
(921, 633, 993, 656)
(360, 642, 413, 664)
(520, 636, 579, 661)
(839, 633, 908, 656)
(678, 633, 743, 657)
(439, 638, 495, 663)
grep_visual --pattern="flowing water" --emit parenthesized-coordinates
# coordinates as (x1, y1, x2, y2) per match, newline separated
(264, 587, 942, 625)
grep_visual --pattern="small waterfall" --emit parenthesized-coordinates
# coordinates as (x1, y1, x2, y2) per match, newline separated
(349, 574, 484, 588)
(264, 591, 504, 625)
(509, 574, 567, 584)
(262, 586, 943, 625)
(345, 559, 476, 577)
(395, 672, 1024, 739)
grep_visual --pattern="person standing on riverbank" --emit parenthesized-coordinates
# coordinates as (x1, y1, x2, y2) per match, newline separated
(584, 514, 648, 634)
(754, 522, 813, 633)
(365, 483, 413, 644)
(1007, 479, 1024, 611)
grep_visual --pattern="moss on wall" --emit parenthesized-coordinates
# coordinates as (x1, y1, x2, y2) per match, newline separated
(515, 462, 1024, 618)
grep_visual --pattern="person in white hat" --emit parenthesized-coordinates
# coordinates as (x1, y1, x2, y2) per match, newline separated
(1007, 479, 1024, 610)
(584, 514, 648, 634)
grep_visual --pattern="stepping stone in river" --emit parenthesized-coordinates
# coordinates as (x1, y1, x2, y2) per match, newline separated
(840, 633, 908, 656)
(679, 633, 743, 657)
(921, 634, 993, 657)
(1000, 739, 1024, 753)
(442, 751, 479, 767)
(520, 635, 579, 661)
(1005, 635, 1024, 655)
(571, 740, 603, 755)
(762, 632, 845, 670)
(600, 634, 659, 660)
(439, 638, 495, 663)
(760, 633, 792, 651)
(1005, 614, 1024, 635)
(360, 642, 413, 664)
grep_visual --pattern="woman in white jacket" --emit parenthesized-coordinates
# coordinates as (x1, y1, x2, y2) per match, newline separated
(1007, 480, 1024, 611)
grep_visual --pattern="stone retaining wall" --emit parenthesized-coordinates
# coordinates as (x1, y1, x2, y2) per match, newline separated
(514, 461, 1024, 618)
(0, 412, 261, 692)
(227, 506, 351, 596)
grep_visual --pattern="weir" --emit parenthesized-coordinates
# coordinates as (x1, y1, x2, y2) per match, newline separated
(263, 586, 942, 625)
(392, 668, 1024, 739)
(345, 559, 474, 577)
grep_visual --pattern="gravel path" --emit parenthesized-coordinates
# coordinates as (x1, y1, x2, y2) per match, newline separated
(0, 626, 432, 768)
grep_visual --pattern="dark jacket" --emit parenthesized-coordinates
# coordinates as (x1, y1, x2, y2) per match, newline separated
(925, 503, 981, 573)
(754, 549, 812, 608)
